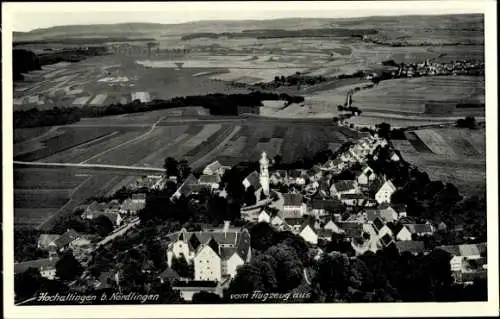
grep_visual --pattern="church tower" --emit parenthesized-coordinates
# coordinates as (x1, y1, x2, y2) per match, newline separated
(259, 151, 270, 197)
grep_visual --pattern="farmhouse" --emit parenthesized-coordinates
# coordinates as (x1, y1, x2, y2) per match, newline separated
(121, 194, 147, 215)
(203, 161, 229, 176)
(53, 229, 81, 252)
(435, 243, 487, 284)
(171, 174, 198, 200)
(14, 256, 60, 280)
(198, 174, 221, 190)
(282, 193, 307, 217)
(37, 234, 61, 253)
(330, 180, 358, 198)
(310, 199, 341, 218)
(375, 180, 397, 204)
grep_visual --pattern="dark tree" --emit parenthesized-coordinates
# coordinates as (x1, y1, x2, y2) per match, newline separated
(164, 157, 179, 177)
(93, 215, 115, 237)
(55, 251, 84, 281)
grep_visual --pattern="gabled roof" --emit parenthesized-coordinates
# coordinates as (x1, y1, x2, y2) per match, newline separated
(437, 242, 487, 258)
(285, 217, 306, 226)
(14, 257, 59, 274)
(316, 229, 334, 239)
(204, 160, 224, 172)
(38, 234, 60, 248)
(283, 193, 303, 207)
(53, 229, 80, 248)
(311, 199, 341, 210)
(219, 247, 238, 260)
(243, 171, 261, 189)
(379, 234, 394, 247)
(158, 268, 180, 280)
(396, 241, 425, 254)
(404, 224, 433, 234)
(340, 193, 366, 200)
(337, 222, 363, 238)
(173, 174, 198, 198)
(131, 193, 146, 201)
(379, 206, 398, 220)
(199, 174, 221, 184)
(372, 217, 385, 232)
(333, 180, 357, 192)
(377, 180, 397, 193)
(190, 184, 211, 193)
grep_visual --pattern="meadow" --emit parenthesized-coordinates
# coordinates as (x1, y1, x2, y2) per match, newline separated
(352, 76, 485, 114)
(392, 126, 486, 197)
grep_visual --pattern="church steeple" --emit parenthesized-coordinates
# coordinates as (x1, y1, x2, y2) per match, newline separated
(259, 151, 270, 197)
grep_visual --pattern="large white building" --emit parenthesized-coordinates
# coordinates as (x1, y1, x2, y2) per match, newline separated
(167, 224, 251, 282)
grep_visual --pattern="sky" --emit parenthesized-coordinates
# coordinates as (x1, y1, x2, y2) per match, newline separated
(5, 1, 487, 32)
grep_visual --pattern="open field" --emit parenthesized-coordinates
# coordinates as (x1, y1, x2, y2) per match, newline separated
(13, 166, 145, 229)
(393, 126, 486, 196)
(352, 76, 485, 114)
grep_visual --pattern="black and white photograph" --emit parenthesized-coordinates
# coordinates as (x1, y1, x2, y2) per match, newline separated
(2, 1, 498, 318)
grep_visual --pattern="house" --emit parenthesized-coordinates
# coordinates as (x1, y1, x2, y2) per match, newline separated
(371, 216, 386, 233)
(82, 210, 123, 227)
(203, 161, 229, 176)
(310, 199, 341, 218)
(396, 226, 413, 241)
(171, 174, 198, 200)
(376, 224, 393, 240)
(242, 171, 261, 190)
(378, 203, 399, 222)
(121, 196, 146, 215)
(257, 209, 271, 223)
(299, 223, 319, 245)
(435, 243, 487, 283)
(389, 150, 401, 162)
(340, 193, 368, 206)
(282, 193, 307, 217)
(270, 170, 287, 185)
(14, 257, 59, 279)
(404, 223, 435, 236)
(375, 180, 397, 204)
(157, 268, 180, 284)
(285, 217, 307, 233)
(53, 229, 81, 252)
(337, 222, 364, 240)
(357, 165, 377, 186)
(395, 241, 425, 255)
(198, 174, 221, 190)
(392, 204, 407, 218)
(316, 229, 334, 241)
(330, 180, 358, 198)
(37, 234, 61, 252)
(271, 215, 284, 228)
(379, 233, 394, 248)
(324, 219, 343, 233)
(167, 224, 251, 282)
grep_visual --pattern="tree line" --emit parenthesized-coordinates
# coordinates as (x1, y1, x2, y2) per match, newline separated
(14, 92, 305, 128)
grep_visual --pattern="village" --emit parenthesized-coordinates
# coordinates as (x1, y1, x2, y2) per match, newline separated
(14, 131, 487, 303)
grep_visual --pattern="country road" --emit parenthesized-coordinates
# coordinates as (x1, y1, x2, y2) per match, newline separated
(79, 117, 164, 164)
(13, 161, 165, 174)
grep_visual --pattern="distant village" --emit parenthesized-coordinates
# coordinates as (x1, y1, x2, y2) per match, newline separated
(14, 131, 486, 303)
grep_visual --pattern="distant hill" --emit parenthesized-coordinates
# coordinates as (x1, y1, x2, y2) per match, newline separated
(13, 14, 483, 43)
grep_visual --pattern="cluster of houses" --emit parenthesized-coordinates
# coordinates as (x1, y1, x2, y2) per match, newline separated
(14, 192, 148, 281)
(394, 59, 484, 78)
